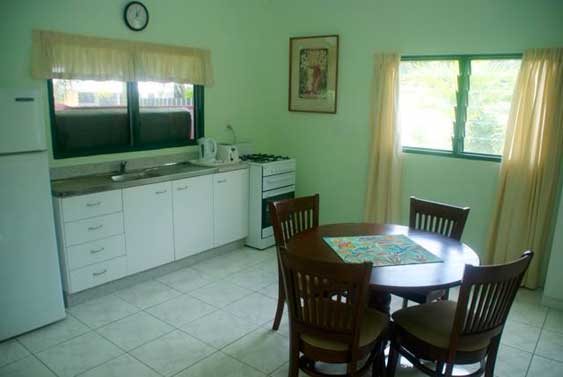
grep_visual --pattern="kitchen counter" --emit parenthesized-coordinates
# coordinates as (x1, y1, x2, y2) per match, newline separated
(51, 162, 249, 197)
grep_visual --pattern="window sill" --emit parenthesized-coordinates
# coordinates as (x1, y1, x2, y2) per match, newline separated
(402, 147, 501, 162)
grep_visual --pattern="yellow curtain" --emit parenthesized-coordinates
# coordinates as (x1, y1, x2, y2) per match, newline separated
(486, 48, 563, 288)
(364, 53, 402, 223)
(32, 30, 214, 86)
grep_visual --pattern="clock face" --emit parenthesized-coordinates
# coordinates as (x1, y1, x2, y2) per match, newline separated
(124, 2, 149, 31)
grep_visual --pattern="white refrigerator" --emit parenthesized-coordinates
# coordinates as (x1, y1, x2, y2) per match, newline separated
(0, 88, 66, 341)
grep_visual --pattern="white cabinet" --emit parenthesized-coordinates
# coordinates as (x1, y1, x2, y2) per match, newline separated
(123, 182, 174, 275)
(213, 169, 249, 246)
(173, 175, 214, 260)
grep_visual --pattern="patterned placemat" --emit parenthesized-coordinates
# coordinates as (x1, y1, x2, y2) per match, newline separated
(323, 234, 443, 266)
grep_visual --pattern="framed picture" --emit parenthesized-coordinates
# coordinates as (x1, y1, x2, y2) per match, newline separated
(289, 35, 339, 113)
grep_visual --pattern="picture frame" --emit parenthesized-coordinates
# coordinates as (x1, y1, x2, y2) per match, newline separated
(288, 35, 339, 113)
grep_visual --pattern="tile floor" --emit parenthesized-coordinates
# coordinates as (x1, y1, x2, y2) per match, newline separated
(1, 246, 562, 377)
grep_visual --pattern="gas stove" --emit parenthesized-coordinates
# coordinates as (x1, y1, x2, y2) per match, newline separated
(240, 154, 291, 163)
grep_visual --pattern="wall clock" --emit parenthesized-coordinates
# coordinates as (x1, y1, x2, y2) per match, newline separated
(124, 1, 149, 31)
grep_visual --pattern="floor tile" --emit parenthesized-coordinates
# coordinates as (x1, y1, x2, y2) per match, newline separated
(176, 352, 266, 377)
(0, 355, 57, 377)
(494, 345, 532, 377)
(96, 311, 173, 351)
(252, 260, 278, 276)
(222, 328, 289, 374)
(116, 280, 181, 309)
(36, 332, 122, 377)
(269, 363, 307, 377)
(259, 282, 279, 300)
(190, 258, 248, 279)
(535, 329, 563, 362)
(500, 321, 541, 352)
(507, 301, 548, 328)
(0, 339, 29, 368)
(146, 295, 217, 327)
(68, 294, 139, 329)
(130, 330, 214, 376)
(224, 293, 278, 325)
(189, 280, 254, 308)
(17, 314, 90, 353)
(78, 354, 159, 377)
(228, 268, 277, 291)
(181, 310, 260, 349)
(544, 308, 563, 334)
(515, 288, 543, 306)
(262, 311, 289, 338)
(156, 267, 214, 293)
(526, 355, 563, 377)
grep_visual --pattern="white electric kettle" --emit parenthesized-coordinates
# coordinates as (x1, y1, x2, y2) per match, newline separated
(197, 137, 217, 161)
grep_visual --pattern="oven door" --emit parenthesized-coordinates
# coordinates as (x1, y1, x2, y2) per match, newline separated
(261, 186, 295, 238)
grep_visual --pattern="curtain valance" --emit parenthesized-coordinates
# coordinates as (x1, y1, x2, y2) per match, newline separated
(32, 30, 214, 86)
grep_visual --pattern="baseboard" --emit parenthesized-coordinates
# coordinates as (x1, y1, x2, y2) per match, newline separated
(64, 239, 246, 307)
(542, 295, 563, 311)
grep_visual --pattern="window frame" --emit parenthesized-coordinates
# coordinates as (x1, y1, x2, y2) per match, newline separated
(47, 80, 205, 159)
(400, 54, 522, 162)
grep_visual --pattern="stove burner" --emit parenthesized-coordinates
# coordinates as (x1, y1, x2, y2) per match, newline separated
(240, 154, 290, 163)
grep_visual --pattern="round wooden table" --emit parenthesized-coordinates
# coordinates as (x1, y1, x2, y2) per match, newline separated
(286, 223, 480, 313)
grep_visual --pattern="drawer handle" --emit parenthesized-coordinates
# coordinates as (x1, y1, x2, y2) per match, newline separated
(92, 269, 107, 277)
(217, 179, 227, 183)
(88, 224, 103, 231)
(90, 247, 105, 254)
(177, 185, 188, 191)
(86, 201, 101, 207)
(155, 190, 168, 194)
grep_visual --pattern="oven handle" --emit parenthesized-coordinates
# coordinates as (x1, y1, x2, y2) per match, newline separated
(262, 185, 295, 199)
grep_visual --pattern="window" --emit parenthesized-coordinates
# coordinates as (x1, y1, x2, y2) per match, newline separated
(49, 79, 203, 158)
(399, 55, 520, 160)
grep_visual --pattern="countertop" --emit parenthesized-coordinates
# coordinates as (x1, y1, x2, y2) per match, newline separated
(51, 162, 249, 198)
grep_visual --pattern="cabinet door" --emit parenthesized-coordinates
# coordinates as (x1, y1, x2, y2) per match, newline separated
(213, 169, 249, 246)
(123, 182, 174, 275)
(172, 175, 213, 259)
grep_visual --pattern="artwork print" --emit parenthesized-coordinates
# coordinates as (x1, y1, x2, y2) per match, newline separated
(299, 48, 328, 99)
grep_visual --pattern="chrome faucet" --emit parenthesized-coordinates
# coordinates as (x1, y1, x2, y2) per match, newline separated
(119, 161, 128, 174)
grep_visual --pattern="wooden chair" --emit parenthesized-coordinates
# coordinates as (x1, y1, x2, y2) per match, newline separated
(387, 251, 534, 377)
(279, 247, 389, 377)
(270, 194, 320, 330)
(398, 197, 471, 308)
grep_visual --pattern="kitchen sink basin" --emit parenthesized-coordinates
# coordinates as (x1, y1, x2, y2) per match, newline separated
(110, 170, 158, 182)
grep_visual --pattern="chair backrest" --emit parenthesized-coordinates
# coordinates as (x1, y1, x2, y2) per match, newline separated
(270, 194, 320, 248)
(409, 196, 470, 241)
(448, 251, 534, 357)
(279, 246, 372, 349)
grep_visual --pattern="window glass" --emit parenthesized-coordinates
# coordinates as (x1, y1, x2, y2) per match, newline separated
(399, 61, 458, 151)
(137, 82, 194, 145)
(464, 59, 520, 155)
(52, 79, 130, 152)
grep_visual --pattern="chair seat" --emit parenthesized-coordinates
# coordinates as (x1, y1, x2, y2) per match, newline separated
(300, 309, 388, 352)
(392, 301, 491, 352)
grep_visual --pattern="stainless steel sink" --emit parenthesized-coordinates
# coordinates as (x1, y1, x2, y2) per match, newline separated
(111, 171, 157, 182)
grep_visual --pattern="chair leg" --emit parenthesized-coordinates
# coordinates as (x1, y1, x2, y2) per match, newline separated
(387, 340, 399, 377)
(484, 335, 501, 377)
(443, 363, 453, 377)
(288, 334, 299, 377)
(401, 298, 408, 309)
(372, 341, 387, 377)
(435, 361, 444, 377)
(272, 279, 285, 330)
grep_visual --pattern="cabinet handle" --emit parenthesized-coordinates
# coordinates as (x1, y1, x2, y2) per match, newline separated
(88, 224, 103, 231)
(217, 179, 227, 183)
(155, 190, 168, 194)
(86, 201, 101, 207)
(176, 185, 188, 191)
(92, 269, 107, 277)
(90, 247, 105, 254)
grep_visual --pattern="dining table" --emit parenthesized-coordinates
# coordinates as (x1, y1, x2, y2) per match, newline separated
(285, 222, 480, 314)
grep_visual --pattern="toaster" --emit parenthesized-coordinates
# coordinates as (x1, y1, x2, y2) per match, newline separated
(216, 144, 240, 163)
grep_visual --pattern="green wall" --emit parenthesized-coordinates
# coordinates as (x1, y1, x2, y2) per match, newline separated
(0, 0, 276, 166)
(266, 0, 563, 257)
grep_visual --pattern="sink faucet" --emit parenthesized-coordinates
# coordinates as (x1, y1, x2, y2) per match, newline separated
(119, 161, 128, 174)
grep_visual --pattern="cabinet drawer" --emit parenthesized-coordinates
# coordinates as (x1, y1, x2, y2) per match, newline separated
(64, 212, 124, 246)
(69, 256, 127, 293)
(62, 190, 122, 222)
(67, 235, 125, 270)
